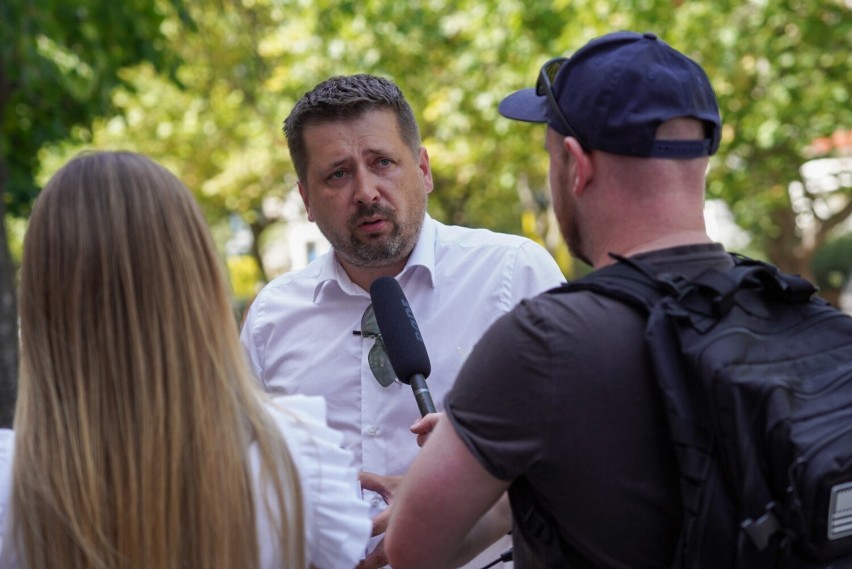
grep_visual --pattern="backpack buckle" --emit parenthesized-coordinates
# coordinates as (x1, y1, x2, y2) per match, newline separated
(741, 502, 782, 551)
(656, 272, 693, 300)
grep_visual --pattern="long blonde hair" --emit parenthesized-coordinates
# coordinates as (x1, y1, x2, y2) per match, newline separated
(13, 151, 306, 568)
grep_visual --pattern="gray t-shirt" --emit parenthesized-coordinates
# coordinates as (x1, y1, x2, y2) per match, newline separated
(446, 243, 733, 569)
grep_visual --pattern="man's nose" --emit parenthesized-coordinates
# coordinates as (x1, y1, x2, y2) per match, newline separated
(353, 171, 381, 204)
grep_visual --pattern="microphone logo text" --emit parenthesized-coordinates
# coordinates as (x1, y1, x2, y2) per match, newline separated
(400, 299, 423, 342)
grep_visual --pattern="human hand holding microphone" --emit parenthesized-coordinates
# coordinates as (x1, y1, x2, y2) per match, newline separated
(360, 278, 507, 569)
(357, 277, 441, 569)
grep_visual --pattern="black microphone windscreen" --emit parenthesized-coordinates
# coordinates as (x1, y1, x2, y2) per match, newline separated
(369, 276, 431, 382)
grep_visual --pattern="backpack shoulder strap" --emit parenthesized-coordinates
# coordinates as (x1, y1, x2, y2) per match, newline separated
(553, 253, 821, 321)
(689, 255, 818, 316)
(549, 254, 672, 314)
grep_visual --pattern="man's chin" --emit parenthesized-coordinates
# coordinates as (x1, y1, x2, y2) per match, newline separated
(347, 241, 411, 267)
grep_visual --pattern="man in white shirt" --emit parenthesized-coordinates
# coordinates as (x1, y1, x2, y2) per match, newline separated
(240, 74, 564, 569)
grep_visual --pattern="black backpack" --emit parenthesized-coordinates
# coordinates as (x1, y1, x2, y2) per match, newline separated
(554, 253, 852, 569)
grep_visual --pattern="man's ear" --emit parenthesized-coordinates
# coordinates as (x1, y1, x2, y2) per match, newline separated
(418, 147, 434, 195)
(298, 181, 314, 222)
(565, 137, 592, 196)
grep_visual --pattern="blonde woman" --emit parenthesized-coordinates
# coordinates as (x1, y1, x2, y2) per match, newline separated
(0, 151, 370, 569)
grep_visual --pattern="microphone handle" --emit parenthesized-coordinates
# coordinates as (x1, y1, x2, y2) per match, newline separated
(409, 373, 436, 416)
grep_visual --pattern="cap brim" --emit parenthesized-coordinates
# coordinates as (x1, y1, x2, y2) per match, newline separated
(498, 88, 549, 123)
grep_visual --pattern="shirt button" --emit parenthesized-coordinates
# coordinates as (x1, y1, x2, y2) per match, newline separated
(368, 427, 378, 436)
(371, 496, 382, 507)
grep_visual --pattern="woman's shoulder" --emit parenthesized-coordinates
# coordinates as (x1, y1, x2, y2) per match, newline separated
(0, 428, 11, 455)
(0, 429, 13, 495)
(262, 394, 338, 450)
(265, 394, 328, 426)
(0, 429, 15, 567)
(255, 396, 371, 569)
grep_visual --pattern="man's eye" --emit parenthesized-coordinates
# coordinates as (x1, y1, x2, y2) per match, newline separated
(378, 159, 392, 167)
(330, 170, 346, 179)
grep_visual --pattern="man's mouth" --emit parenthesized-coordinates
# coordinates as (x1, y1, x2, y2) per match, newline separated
(359, 216, 387, 233)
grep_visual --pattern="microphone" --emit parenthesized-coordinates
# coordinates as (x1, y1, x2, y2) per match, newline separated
(369, 276, 436, 416)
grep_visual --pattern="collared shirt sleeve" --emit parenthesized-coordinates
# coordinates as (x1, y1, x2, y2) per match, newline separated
(508, 240, 566, 307)
(255, 395, 371, 569)
(240, 297, 265, 387)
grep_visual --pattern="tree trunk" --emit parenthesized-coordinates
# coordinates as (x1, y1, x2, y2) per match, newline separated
(0, 37, 17, 427)
(765, 203, 817, 283)
(0, 179, 18, 428)
(249, 218, 270, 285)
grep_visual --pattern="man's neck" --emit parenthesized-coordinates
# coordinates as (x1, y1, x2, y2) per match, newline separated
(337, 254, 408, 292)
(592, 231, 714, 268)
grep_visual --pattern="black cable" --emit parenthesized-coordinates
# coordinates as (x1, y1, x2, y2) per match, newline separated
(478, 548, 513, 569)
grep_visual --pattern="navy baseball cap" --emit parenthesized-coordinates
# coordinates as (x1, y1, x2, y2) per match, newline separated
(499, 31, 722, 158)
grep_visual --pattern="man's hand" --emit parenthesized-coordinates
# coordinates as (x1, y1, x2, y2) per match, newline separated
(356, 472, 402, 569)
(410, 412, 442, 447)
(359, 471, 401, 524)
(385, 417, 511, 569)
(355, 414, 443, 567)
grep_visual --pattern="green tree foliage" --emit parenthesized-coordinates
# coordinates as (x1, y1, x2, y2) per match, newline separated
(61, 0, 588, 283)
(65, 0, 849, 280)
(0, 0, 190, 425)
(58, 0, 299, 284)
(812, 231, 852, 301)
(4, 0, 850, 422)
(676, 0, 851, 279)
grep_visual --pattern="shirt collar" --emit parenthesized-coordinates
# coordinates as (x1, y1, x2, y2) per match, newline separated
(400, 214, 436, 286)
(312, 214, 437, 303)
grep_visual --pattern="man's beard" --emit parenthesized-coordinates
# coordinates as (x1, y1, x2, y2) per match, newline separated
(320, 202, 424, 269)
(554, 181, 592, 267)
(563, 205, 591, 266)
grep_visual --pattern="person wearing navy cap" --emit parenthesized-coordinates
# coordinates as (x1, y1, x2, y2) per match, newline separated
(385, 31, 727, 568)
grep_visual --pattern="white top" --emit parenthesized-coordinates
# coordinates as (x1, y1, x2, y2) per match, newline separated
(240, 215, 563, 567)
(0, 431, 11, 569)
(0, 395, 371, 569)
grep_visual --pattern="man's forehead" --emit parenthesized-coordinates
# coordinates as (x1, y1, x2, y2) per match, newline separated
(303, 108, 398, 137)
(304, 113, 404, 161)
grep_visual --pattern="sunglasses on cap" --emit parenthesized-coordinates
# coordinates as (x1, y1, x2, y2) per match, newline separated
(537, 57, 591, 151)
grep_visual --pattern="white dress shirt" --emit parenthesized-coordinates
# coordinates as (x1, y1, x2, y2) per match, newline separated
(241, 215, 564, 568)
(0, 395, 371, 569)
